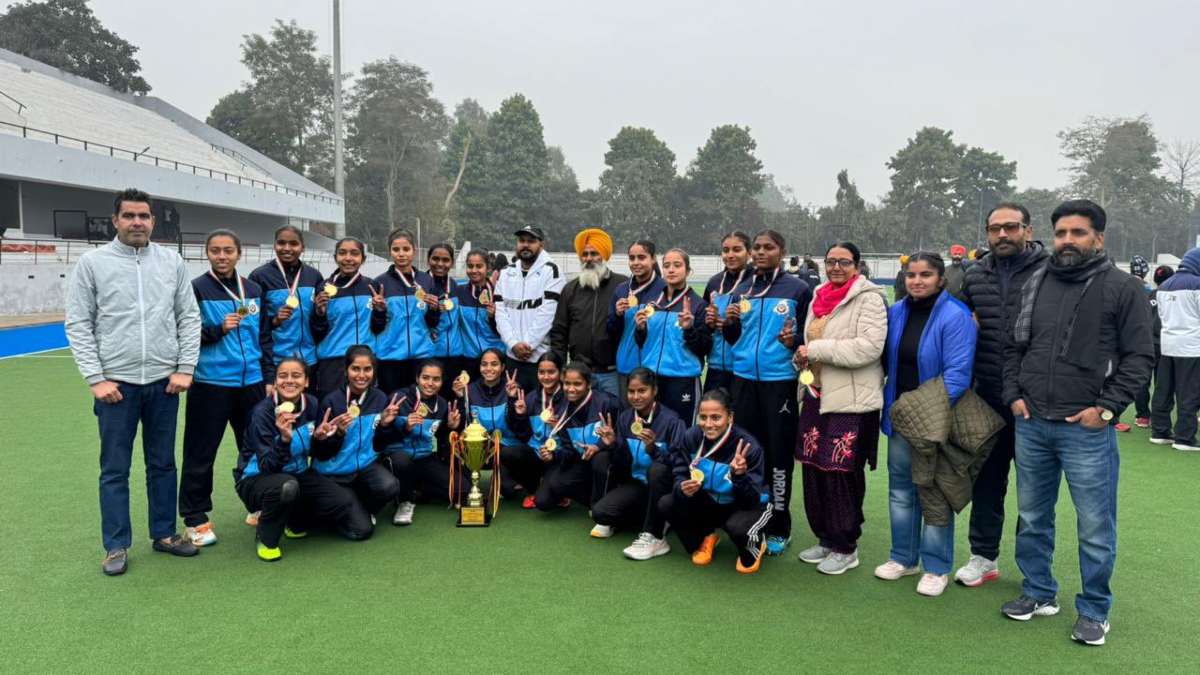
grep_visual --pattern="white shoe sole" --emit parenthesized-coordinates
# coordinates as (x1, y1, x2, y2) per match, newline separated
(797, 549, 831, 564)
(818, 558, 860, 575)
(956, 569, 1001, 587)
(1148, 438, 1174, 445)
(1071, 623, 1110, 646)
(875, 565, 920, 581)
(1172, 443, 1200, 452)
(1004, 604, 1061, 621)
(624, 545, 671, 561)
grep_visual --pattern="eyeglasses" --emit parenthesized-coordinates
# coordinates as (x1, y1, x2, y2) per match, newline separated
(824, 259, 856, 268)
(985, 222, 1027, 235)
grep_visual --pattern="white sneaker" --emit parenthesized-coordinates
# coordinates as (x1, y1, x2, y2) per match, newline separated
(393, 501, 415, 526)
(590, 523, 614, 539)
(955, 554, 1000, 587)
(186, 522, 217, 547)
(797, 544, 831, 564)
(816, 550, 859, 575)
(1149, 437, 1174, 445)
(623, 532, 671, 560)
(1173, 442, 1200, 452)
(917, 573, 950, 597)
(874, 559, 919, 580)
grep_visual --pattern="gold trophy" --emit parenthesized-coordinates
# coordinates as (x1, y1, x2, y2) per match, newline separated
(450, 414, 501, 527)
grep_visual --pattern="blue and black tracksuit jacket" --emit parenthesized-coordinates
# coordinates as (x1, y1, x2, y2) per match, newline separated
(511, 390, 619, 460)
(702, 269, 747, 375)
(382, 386, 451, 460)
(602, 404, 688, 483)
(722, 270, 812, 382)
(461, 380, 521, 448)
(193, 272, 271, 387)
(248, 261, 324, 368)
(634, 287, 711, 378)
(311, 272, 383, 361)
(426, 275, 462, 360)
(668, 425, 768, 507)
(311, 388, 390, 476)
(507, 386, 566, 452)
(607, 275, 667, 375)
(372, 268, 440, 362)
(238, 394, 320, 482)
(455, 283, 505, 359)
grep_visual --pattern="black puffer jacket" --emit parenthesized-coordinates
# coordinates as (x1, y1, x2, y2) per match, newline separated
(549, 270, 628, 372)
(961, 243, 1049, 410)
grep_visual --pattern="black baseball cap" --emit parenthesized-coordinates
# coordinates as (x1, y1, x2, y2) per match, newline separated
(513, 226, 545, 241)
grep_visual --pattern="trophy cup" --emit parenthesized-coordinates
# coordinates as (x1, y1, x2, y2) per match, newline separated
(450, 414, 501, 527)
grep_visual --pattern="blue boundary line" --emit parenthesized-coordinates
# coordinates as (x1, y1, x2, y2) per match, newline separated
(0, 322, 69, 358)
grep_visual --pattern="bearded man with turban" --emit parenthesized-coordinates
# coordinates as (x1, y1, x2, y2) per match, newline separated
(945, 244, 969, 300)
(549, 228, 628, 397)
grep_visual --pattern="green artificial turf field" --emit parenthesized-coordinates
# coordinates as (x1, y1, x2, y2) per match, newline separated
(1, 350, 1196, 673)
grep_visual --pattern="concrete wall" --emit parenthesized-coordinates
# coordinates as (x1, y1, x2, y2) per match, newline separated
(0, 135, 344, 225)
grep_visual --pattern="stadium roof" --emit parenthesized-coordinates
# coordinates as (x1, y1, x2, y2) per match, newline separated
(0, 47, 343, 225)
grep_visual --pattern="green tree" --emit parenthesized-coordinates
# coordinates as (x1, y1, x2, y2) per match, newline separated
(345, 57, 449, 249)
(883, 127, 962, 250)
(0, 0, 149, 93)
(1008, 187, 1062, 231)
(682, 125, 766, 239)
(598, 126, 677, 242)
(541, 146, 584, 245)
(472, 94, 549, 247)
(954, 147, 1017, 247)
(207, 20, 333, 185)
(441, 99, 491, 242)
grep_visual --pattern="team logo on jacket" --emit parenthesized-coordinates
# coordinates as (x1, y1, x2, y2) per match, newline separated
(430, 420, 442, 434)
(246, 300, 259, 315)
(774, 300, 788, 315)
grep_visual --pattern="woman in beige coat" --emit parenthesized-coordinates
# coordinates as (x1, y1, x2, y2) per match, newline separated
(791, 242, 888, 575)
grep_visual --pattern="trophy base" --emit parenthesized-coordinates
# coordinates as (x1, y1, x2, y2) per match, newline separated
(457, 505, 490, 527)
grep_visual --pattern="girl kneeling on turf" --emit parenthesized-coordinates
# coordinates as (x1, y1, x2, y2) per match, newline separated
(452, 348, 523, 497)
(592, 367, 688, 559)
(512, 361, 618, 512)
(503, 352, 565, 508)
(658, 388, 771, 574)
(238, 358, 353, 560)
(310, 345, 403, 540)
(384, 359, 465, 526)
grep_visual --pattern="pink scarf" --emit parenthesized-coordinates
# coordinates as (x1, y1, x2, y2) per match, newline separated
(811, 274, 859, 318)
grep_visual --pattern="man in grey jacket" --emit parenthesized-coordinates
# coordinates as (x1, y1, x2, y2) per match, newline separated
(66, 188, 203, 575)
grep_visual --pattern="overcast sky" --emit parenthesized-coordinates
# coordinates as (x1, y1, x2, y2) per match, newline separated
(89, 0, 1198, 204)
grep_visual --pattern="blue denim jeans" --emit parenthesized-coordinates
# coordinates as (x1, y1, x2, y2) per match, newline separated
(1014, 416, 1119, 622)
(591, 371, 620, 399)
(95, 379, 181, 552)
(887, 434, 955, 575)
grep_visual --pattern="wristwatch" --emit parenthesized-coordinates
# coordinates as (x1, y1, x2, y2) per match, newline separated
(1098, 407, 1114, 422)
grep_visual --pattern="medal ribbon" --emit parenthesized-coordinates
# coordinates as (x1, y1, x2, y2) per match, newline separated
(628, 272, 658, 299)
(274, 257, 302, 299)
(208, 270, 246, 308)
(394, 267, 418, 293)
(548, 390, 593, 438)
(471, 281, 494, 302)
(410, 385, 439, 415)
(541, 386, 561, 415)
(650, 287, 688, 311)
(742, 267, 781, 300)
(691, 423, 734, 467)
(717, 267, 748, 296)
(632, 402, 657, 428)
(328, 271, 362, 291)
(345, 386, 367, 411)
(273, 391, 307, 415)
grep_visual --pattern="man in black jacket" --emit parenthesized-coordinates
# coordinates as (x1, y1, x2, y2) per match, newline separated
(1000, 199, 1153, 646)
(549, 228, 627, 398)
(955, 202, 1048, 589)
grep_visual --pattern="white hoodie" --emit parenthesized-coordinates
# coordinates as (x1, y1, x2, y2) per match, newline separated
(493, 249, 565, 361)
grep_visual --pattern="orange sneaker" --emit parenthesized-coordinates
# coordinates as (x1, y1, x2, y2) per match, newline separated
(736, 540, 767, 574)
(522, 495, 536, 509)
(691, 534, 718, 566)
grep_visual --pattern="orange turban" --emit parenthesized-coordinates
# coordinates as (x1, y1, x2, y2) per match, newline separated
(574, 228, 613, 260)
(950, 244, 967, 257)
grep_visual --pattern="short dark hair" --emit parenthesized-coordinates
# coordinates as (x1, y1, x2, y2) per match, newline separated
(907, 251, 946, 278)
(536, 351, 564, 370)
(344, 344, 376, 368)
(113, 188, 152, 215)
(387, 229, 415, 248)
(466, 249, 491, 267)
(627, 367, 658, 390)
(335, 237, 366, 256)
(986, 201, 1031, 225)
(699, 387, 734, 413)
(1051, 199, 1107, 232)
(274, 224, 305, 245)
(722, 230, 752, 250)
(563, 360, 593, 382)
(205, 228, 242, 253)
(753, 229, 787, 253)
(825, 241, 862, 264)
(427, 242, 455, 262)
(417, 358, 445, 379)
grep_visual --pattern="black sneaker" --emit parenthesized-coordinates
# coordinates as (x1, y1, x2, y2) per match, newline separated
(152, 534, 199, 557)
(101, 548, 128, 576)
(1001, 594, 1060, 621)
(1071, 616, 1110, 646)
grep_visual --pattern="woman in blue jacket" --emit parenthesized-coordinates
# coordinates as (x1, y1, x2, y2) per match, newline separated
(181, 228, 272, 547)
(702, 230, 751, 393)
(502, 351, 566, 508)
(454, 250, 505, 380)
(608, 240, 665, 399)
(236, 357, 352, 561)
(722, 230, 814, 556)
(373, 229, 440, 393)
(873, 252, 977, 597)
(634, 248, 711, 423)
(248, 225, 324, 379)
(451, 348, 522, 494)
(311, 238, 385, 399)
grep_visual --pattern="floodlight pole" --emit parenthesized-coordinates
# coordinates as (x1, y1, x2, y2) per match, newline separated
(332, 0, 346, 238)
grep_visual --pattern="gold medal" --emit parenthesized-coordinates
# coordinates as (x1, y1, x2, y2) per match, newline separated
(324, 283, 338, 297)
(441, 298, 455, 311)
(539, 408, 553, 423)
(236, 305, 249, 317)
(285, 295, 300, 309)
(690, 467, 705, 485)
(479, 289, 491, 305)
(417, 402, 430, 417)
(631, 419, 644, 436)
(626, 293, 638, 307)
(738, 298, 752, 314)
(415, 287, 426, 302)
(457, 371, 470, 386)
(799, 369, 815, 386)
(544, 438, 557, 452)
(347, 404, 360, 418)
(643, 306, 656, 319)
(275, 401, 295, 414)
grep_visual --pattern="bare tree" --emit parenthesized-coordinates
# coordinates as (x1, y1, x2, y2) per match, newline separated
(1163, 140, 1200, 193)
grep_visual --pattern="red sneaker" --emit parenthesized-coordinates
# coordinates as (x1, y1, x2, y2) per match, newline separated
(1134, 417, 1150, 428)
(1114, 423, 1131, 433)
(558, 498, 571, 508)
(522, 495, 536, 509)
